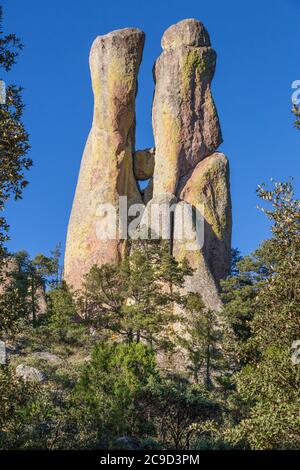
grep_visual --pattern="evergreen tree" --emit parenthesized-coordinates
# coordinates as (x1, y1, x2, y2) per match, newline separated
(221, 240, 276, 372)
(0, 6, 31, 255)
(77, 240, 192, 349)
(227, 181, 300, 449)
(12, 250, 58, 327)
(146, 374, 222, 449)
(180, 293, 222, 388)
(47, 281, 75, 333)
(71, 341, 158, 448)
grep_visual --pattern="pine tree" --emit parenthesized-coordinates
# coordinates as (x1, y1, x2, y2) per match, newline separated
(227, 181, 300, 449)
(0, 6, 31, 255)
(11, 250, 58, 327)
(76, 240, 192, 349)
(179, 293, 222, 388)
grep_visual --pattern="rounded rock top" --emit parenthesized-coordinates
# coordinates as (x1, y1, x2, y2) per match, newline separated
(92, 27, 145, 47)
(100, 27, 144, 39)
(90, 27, 145, 62)
(161, 19, 211, 50)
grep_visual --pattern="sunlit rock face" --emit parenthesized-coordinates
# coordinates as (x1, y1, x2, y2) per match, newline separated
(65, 20, 231, 313)
(150, 20, 230, 309)
(64, 28, 144, 289)
(152, 19, 222, 197)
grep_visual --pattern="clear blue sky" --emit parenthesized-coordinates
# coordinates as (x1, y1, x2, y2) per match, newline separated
(2, 0, 299, 260)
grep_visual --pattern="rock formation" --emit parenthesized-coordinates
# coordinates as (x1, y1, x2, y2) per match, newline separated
(0, 256, 47, 316)
(15, 364, 46, 383)
(64, 19, 232, 312)
(133, 148, 155, 181)
(152, 19, 222, 196)
(176, 151, 231, 286)
(64, 28, 145, 289)
(150, 19, 230, 310)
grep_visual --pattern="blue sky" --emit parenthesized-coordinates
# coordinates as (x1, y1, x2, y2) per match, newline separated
(2, 0, 299, 260)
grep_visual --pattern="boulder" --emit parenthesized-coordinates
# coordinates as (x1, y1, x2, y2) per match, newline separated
(113, 436, 142, 450)
(16, 364, 46, 383)
(133, 148, 155, 180)
(34, 352, 62, 364)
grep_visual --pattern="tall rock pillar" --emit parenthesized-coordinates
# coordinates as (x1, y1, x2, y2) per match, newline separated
(64, 28, 144, 289)
(152, 19, 222, 196)
(151, 19, 231, 309)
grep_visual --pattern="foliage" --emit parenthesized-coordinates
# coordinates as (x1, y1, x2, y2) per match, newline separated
(221, 240, 276, 372)
(146, 374, 222, 449)
(70, 341, 158, 448)
(0, 365, 41, 449)
(225, 181, 300, 449)
(0, 283, 27, 337)
(179, 292, 222, 388)
(77, 240, 192, 349)
(1, 0, 300, 451)
(10, 250, 58, 327)
(0, 6, 31, 255)
(292, 104, 300, 130)
(47, 281, 75, 331)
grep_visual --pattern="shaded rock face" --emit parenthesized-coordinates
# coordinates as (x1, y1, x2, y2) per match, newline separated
(142, 178, 153, 204)
(133, 148, 155, 181)
(0, 257, 18, 291)
(65, 19, 231, 313)
(0, 257, 47, 316)
(64, 28, 145, 289)
(152, 19, 222, 197)
(176, 152, 232, 285)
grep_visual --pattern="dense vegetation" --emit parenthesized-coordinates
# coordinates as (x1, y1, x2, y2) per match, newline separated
(0, 6, 299, 450)
(0, 179, 299, 450)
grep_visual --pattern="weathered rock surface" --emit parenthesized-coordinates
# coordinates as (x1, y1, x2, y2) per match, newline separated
(142, 178, 153, 204)
(152, 18, 222, 197)
(36, 285, 47, 316)
(65, 19, 232, 319)
(64, 28, 145, 289)
(138, 193, 177, 240)
(33, 352, 62, 364)
(161, 18, 211, 49)
(0, 256, 46, 315)
(173, 236, 223, 312)
(0, 257, 18, 291)
(133, 148, 155, 180)
(177, 152, 232, 284)
(16, 364, 46, 383)
(0, 340, 6, 364)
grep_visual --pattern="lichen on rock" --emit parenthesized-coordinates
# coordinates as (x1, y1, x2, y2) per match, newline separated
(64, 19, 232, 314)
(64, 28, 145, 290)
(152, 19, 222, 197)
